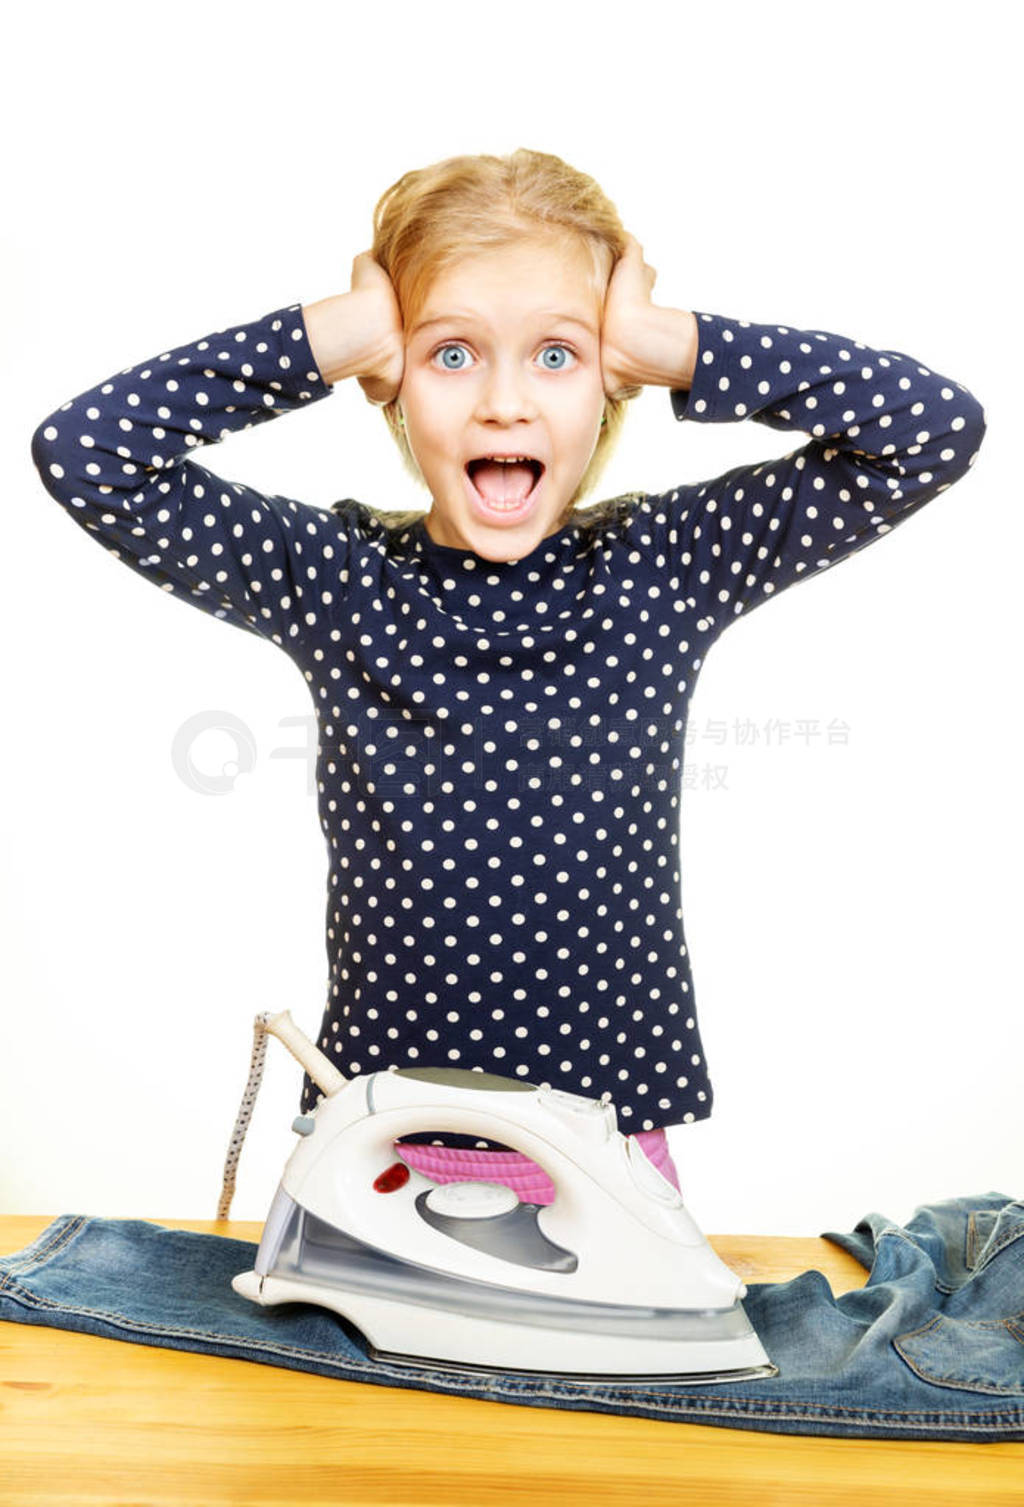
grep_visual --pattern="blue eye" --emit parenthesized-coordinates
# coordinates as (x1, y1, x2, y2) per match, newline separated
(433, 343, 472, 370)
(429, 342, 578, 371)
(538, 344, 576, 371)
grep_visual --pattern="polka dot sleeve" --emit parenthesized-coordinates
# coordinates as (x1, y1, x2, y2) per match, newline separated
(29, 302, 343, 655)
(654, 311, 987, 635)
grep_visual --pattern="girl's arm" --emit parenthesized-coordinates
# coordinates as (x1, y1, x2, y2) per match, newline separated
(30, 300, 347, 655)
(639, 305, 983, 635)
(600, 241, 987, 635)
(645, 308, 987, 637)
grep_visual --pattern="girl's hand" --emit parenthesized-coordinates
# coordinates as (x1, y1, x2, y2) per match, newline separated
(601, 233, 699, 399)
(348, 250, 406, 406)
(600, 234, 658, 401)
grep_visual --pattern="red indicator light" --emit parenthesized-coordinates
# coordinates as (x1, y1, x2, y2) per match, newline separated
(373, 1160, 412, 1193)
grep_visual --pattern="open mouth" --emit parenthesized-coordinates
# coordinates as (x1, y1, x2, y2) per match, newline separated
(465, 456, 545, 517)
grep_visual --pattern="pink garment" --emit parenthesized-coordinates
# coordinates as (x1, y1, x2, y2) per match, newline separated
(394, 1128, 680, 1206)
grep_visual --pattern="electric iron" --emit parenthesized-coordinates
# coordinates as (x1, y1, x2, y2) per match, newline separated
(221, 1010, 777, 1386)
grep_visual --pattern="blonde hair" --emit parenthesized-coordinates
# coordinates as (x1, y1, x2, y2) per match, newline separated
(359, 147, 643, 534)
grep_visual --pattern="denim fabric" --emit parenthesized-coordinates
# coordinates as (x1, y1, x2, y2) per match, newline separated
(1, 1193, 1021, 1440)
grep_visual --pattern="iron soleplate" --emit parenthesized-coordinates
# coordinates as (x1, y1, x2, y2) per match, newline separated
(366, 1342, 779, 1387)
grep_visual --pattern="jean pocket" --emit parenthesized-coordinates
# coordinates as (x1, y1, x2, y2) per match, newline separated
(896, 1314, 1024, 1396)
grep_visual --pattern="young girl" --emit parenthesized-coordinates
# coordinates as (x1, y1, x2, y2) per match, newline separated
(30, 148, 986, 1206)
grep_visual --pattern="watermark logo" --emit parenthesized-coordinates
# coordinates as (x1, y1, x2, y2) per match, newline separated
(170, 710, 259, 796)
(169, 710, 851, 797)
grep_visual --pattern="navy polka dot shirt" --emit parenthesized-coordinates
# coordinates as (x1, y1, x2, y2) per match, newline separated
(30, 301, 986, 1141)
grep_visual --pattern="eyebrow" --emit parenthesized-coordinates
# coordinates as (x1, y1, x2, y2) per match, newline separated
(410, 311, 596, 336)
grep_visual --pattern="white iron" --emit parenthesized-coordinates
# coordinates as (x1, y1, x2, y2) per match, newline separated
(223, 1011, 777, 1385)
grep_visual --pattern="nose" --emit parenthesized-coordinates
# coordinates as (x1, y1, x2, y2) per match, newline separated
(474, 355, 539, 425)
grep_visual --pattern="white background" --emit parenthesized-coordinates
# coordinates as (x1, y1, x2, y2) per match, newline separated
(2, 0, 1018, 1236)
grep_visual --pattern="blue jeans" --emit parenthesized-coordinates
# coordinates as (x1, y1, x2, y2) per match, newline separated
(1, 1192, 1022, 1441)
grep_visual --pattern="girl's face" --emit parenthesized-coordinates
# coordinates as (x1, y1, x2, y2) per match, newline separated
(398, 236, 607, 560)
